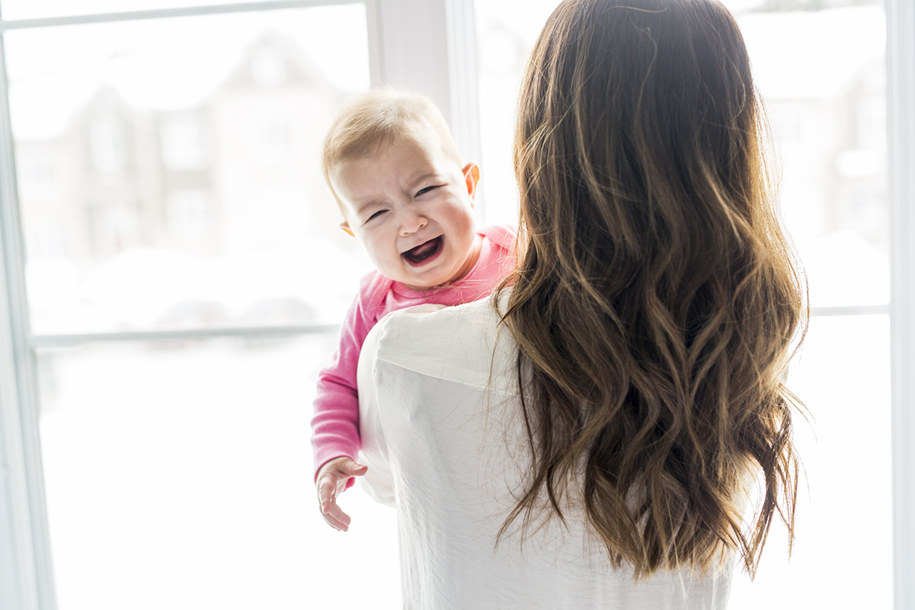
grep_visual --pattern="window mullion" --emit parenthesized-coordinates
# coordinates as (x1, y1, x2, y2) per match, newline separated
(0, 33, 56, 610)
(888, 0, 915, 608)
(364, 0, 479, 162)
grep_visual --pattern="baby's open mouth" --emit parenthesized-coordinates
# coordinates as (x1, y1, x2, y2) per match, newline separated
(402, 236, 444, 266)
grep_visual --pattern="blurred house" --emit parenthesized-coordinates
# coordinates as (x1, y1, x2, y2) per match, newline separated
(12, 29, 368, 331)
(14, 29, 349, 262)
(739, 6, 887, 251)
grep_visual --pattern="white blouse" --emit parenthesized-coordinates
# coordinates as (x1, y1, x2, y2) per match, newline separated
(357, 295, 735, 609)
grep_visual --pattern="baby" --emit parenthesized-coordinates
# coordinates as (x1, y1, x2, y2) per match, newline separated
(312, 89, 516, 530)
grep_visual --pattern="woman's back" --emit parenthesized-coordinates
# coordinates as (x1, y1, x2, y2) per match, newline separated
(358, 298, 735, 609)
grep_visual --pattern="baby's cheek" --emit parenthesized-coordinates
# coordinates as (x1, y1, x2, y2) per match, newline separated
(361, 238, 389, 267)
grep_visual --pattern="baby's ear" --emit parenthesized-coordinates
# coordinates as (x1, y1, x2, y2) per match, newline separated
(462, 163, 480, 204)
(340, 220, 355, 237)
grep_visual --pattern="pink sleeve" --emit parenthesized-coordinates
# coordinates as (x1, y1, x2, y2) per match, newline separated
(481, 224, 517, 252)
(310, 273, 386, 480)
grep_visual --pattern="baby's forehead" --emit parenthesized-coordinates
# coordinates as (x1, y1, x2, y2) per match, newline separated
(339, 129, 460, 172)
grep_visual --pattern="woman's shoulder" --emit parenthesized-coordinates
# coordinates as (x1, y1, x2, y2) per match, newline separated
(373, 294, 504, 355)
(384, 286, 504, 323)
(366, 292, 515, 388)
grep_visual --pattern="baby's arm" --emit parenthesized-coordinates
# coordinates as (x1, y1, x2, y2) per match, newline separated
(311, 279, 379, 529)
(315, 456, 368, 531)
(312, 367, 365, 530)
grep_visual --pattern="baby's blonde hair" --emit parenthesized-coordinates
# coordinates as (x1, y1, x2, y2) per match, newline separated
(322, 89, 462, 210)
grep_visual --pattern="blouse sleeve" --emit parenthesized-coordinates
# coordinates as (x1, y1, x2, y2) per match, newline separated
(355, 313, 396, 506)
(355, 303, 448, 507)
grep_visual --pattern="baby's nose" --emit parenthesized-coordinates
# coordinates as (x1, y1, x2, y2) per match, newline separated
(399, 212, 428, 236)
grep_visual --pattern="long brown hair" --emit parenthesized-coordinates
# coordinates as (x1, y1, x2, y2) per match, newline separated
(497, 0, 807, 578)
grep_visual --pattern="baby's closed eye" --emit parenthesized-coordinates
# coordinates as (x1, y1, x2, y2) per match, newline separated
(365, 209, 389, 223)
(415, 185, 442, 198)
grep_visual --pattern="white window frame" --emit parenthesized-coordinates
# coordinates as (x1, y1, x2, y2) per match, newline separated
(0, 34, 48, 609)
(365, 0, 480, 163)
(1, 0, 912, 608)
(887, 0, 915, 608)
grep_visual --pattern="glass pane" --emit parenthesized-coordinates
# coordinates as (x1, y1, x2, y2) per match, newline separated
(737, 5, 888, 309)
(0, 0, 323, 21)
(729, 314, 892, 609)
(476, 0, 888, 309)
(7, 5, 373, 334)
(473, 3, 556, 229)
(38, 335, 401, 610)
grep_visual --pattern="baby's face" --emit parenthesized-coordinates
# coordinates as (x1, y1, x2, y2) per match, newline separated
(331, 132, 480, 290)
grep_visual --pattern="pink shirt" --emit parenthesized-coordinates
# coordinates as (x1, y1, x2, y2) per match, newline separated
(311, 225, 516, 476)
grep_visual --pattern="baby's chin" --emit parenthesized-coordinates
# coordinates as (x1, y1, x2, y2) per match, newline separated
(397, 264, 464, 291)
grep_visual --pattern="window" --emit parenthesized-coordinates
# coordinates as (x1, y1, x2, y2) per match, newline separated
(2, 1, 913, 608)
(160, 113, 208, 171)
(0, 2, 417, 608)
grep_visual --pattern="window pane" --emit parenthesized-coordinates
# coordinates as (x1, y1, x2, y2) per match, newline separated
(7, 6, 372, 334)
(38, 336, 401, 610)
(737, 6, 888, 309)
(729, 314, 892, 609)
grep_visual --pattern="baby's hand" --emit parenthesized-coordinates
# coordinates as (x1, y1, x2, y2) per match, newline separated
(316, 457, 368, 531)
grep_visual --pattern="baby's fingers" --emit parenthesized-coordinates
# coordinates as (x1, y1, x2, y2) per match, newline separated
(322, 501, 352, 532)
(317, 476, 338, 514)
(345, 462, 368, 477)
(315, 458, 367, 531)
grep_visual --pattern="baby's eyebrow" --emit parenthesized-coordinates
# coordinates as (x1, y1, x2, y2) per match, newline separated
(408, 171, 442, 186)
(353, 199, 386, 215)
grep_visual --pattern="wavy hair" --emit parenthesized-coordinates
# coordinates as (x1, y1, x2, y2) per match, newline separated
(497, 0, 807, 578)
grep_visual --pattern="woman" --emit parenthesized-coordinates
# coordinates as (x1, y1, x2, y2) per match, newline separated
(355, 0, 807, 607)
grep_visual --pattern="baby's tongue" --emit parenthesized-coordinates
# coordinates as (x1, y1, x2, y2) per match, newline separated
(403, 236, 442, 264)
